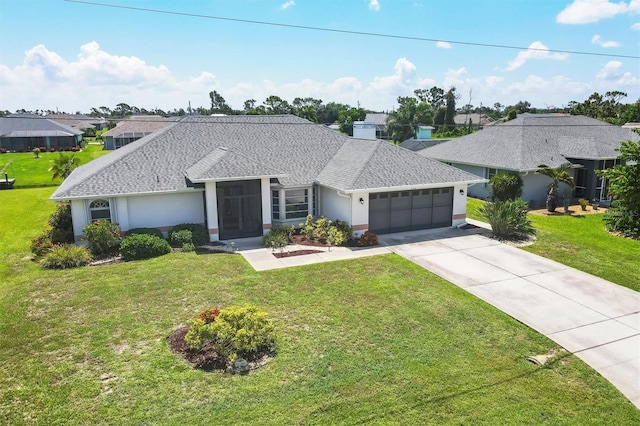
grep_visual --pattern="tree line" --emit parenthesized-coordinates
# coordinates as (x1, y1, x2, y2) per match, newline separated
(2, 89, 638, 141)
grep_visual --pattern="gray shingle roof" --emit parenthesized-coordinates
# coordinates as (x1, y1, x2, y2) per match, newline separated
(103, 116, 177, 137)
(420, 114, 639, 171)
(0, 116, 83, 137)
(51, 115, 484, 200)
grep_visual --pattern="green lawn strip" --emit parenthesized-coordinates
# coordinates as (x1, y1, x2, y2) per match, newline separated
(524, 213, 640, 292)
(0, 187, 56, 279)
(0, 144, 108, 187)
(1, 251, 638, 424)
(467, 197, 640, 292)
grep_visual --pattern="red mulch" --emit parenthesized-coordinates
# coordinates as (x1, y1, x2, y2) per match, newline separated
(273, 249, 323, 258)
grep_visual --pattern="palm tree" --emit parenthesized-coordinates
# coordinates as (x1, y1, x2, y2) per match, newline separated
(536, 163, 576, 212)
(49, 153, 80, 180)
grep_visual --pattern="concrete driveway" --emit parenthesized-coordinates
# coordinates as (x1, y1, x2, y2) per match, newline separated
(379, 227, 640, 409)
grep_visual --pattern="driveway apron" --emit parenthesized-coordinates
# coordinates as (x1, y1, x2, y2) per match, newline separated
(380, 228, 640, 408)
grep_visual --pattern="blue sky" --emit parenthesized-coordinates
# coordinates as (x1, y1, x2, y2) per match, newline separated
(1, 0, 639, 115)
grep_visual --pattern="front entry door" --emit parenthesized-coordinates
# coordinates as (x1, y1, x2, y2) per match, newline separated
(216, 180, 263, 240)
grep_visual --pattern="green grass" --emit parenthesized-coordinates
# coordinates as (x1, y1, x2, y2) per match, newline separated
(0, 144, 108, 187)
(467, 197, 640, 292)
(1, 189, 638, 424)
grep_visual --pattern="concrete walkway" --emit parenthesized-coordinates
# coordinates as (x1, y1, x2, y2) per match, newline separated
(236, 225, 640, 408)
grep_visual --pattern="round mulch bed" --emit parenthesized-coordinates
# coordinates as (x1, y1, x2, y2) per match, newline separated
(166, 325, 275, 372)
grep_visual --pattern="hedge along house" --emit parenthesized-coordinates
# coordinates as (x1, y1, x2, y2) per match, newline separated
(51, 115, 484, 242)
(0, 116, 83, 152)
(419, 114, 639, 208)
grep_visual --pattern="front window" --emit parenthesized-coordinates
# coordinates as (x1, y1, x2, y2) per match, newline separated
(89, 199, 111, 222)
(285, 189, 309, 219)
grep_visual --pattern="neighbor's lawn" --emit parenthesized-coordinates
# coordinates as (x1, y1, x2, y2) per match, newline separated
(0, 144, 108, 188)
(1, 189, 638, 424)
(467, 197, 640, 292)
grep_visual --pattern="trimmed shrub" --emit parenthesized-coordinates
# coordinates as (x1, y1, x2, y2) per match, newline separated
(480, 199, 535, 239)
(48, 202, 74, 244)
(182, 242, 196, 252)
(490, 173, 523, 202)
(119, 234, 171, 261)
(185, 305, 277, 365)
(31, 231, 55, 257)
(263, 225, 293, 249)
(40, 245, 91, 269)
(170, 229, 193, 247)
(83, 220, 122, 257)
(358, 230, 379, 246)
(169, 223, 208, 246)
(125, 227, 164, 239)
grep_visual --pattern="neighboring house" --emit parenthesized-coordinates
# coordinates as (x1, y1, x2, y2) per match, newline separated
(0, 116, 83, 152)
(420, 114, 639, 208)
(400, 126, 449, 151)
(51, 115, 485, 242)
(453, 113, 496, 129)
(47, 113, 99, 132)
(103, 115, 177, 150)
(364, 113, 389, 139)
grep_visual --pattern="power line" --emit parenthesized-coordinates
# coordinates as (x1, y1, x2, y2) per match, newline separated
(64, 0, 640, 60)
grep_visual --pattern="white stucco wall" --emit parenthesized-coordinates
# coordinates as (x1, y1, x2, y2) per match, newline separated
(126, 191, 205, 232)
(452, 184, 468, 226)
(204, 182, 219, 241)
(350, 191, 369, 237)
(260, 178, 271, 235)
(70, 199, 89, 240)
(319, 186, 351, 223)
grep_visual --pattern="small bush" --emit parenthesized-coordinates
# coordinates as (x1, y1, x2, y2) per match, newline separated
(182, 242, 196, 252)
(490, 174, 523, 202)
(170, 229, 193, 247)
(358, 230, 379, 246)
(298, 215, 352, 245)
(119, 234, 171, 261)
(125, 227, 164, 239)
(263, 225, 293, 249)
(185, 304, 277, 365)
(31, 231, 55, 257)
(169, 223, 208, 246)
(83, 220, 122, 257)
(40, 245, 91, 269)
(48, 202, 74, 244)
(480, 199, 535, 239)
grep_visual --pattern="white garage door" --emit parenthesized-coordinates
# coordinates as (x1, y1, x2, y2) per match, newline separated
(369, 187, 453, 234)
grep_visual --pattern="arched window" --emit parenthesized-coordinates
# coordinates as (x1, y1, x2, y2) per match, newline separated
(89, 199, 111, 222)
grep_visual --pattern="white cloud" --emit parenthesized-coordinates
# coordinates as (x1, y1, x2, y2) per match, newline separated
(436, 41, 452, 49)
(0, 42, 216, 112)
(591, 34, 621, 48)
(485, 76, 504, 87)
(506, 41, 569, 71)
(632, 22, 640, 29)
(556, 0, 637, 24)
(369, 0, 380, 12)
(596, 60, 624, 79)
(280, 1, 295, 10)
(503, 75, 591, 106)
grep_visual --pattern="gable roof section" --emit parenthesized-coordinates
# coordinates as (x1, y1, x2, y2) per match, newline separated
(185, 147, 286, 181)
(420, 114, 639, 171)
(0, 116, 83, 137)
(51, 115, 484, 200)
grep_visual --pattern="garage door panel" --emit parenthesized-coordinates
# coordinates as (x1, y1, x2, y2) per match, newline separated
(369, 187, 453, 234)
(411, 207, 432, 227)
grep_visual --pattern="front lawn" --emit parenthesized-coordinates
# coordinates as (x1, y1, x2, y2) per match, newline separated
(0, 144, 108, 188)
(0, 188, 638, 424)
(467, 197, 640, 292)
